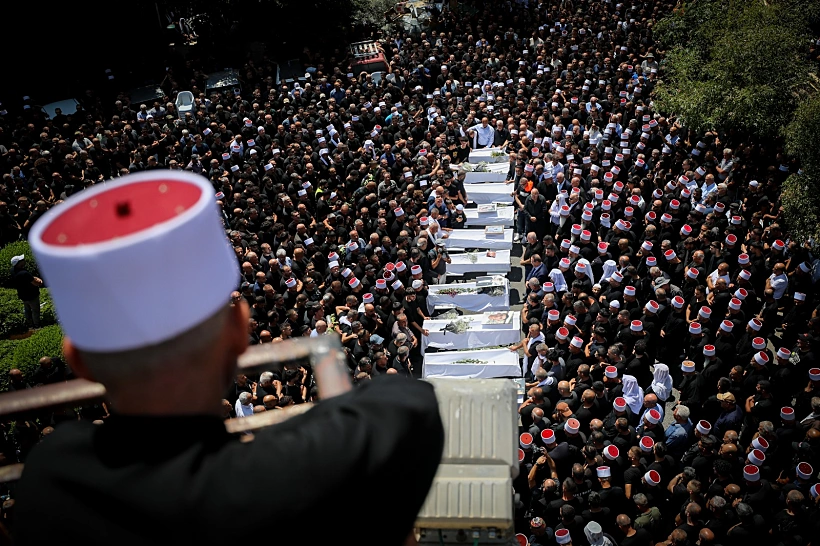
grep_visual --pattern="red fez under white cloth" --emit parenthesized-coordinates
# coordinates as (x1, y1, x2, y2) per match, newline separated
(30, 171, 239, 352)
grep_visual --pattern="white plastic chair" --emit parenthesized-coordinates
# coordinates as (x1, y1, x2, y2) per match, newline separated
(175, 91, 195, 118)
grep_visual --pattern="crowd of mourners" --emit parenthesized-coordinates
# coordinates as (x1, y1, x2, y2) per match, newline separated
(3, 0, 820, 543)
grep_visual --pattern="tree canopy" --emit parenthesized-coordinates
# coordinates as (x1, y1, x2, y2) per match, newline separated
(654, 0, 820, 243)
(783, 93, 820, 243)
(653, 0, 818, 136)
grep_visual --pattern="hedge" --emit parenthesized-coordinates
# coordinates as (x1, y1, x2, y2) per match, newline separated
(0, 340, 17, 383)
(0, 326, 64, 392)
(0, 241, 39, 288)
(0, 288, 57, 337)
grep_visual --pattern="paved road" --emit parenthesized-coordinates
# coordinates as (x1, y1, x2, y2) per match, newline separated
(508, 241, 526, 314)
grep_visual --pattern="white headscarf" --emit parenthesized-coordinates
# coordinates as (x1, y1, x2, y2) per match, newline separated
(621, 374, 645, 415)
(549, 268, 568, 292)
(549, 192, 567, 225)
(584, 522, 613, 546)
(601, 259, 617, 282)
(650, 363, 673, 401)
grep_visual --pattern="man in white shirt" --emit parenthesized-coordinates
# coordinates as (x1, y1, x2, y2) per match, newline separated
(716, 148, 734, 181)
(640, 53, 659, 73)
(469, 117, 495, 148)
(700, 173, 718, 197)
(550, 156, 565, 182)
(234, 391, 254, 417)
(529, 343, 550, 378)
(311, 320, 328, 337)
(766, 262, 789, 301)
(706, 262, 731, 294)
(510, 323, 545, 377)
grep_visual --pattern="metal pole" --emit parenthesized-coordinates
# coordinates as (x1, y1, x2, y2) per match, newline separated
(156, 2, 164, 31)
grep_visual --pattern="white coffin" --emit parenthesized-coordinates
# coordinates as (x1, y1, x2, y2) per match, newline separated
(464, 206, 515, 227)
(423, 348, 521, 379)
(421, 311, 520, 351)
(442, 229, 513, 251)
(465, 183, 514, 205)
(427, 280, 510, 312)
(446, 249, 511, 275)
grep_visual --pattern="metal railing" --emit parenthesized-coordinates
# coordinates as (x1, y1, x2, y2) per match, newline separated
(0, 336, 351, 483)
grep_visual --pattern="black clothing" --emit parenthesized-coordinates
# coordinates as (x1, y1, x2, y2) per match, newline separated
(16, 378, 444, 546)
(618, 527, 652, 546)
(30, 360, 68, 386)
(12, 268, 39, 301)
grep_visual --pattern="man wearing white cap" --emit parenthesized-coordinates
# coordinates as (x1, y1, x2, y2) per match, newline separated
(781, 291, 811, 348)
(555, 528, 572, 545)
(583, 522, 615, 546)
(678, 354, 705, 413)
(10, 253, 43, 330)
(794, 365, 820, 420)
(658, 295, 688, 367)
(16, 171, 444, 544)
(592, 462, 623, 507)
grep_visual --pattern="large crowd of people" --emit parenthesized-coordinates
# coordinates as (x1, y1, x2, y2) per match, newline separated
(2, 0, 820, 543)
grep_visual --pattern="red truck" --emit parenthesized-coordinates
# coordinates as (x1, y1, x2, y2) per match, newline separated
(349, 40, 390, 85)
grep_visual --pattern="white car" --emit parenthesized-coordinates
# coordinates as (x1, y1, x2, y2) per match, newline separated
(41, 98, 81, 120)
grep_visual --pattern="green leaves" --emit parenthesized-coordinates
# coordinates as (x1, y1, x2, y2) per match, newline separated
(0, 326, 65, 392)
(785, 93, 820, 169)
(656, 0, 820, 244)
(0, 289, 57, 337)
(0, 241, 39, 288)
(350, 0, 395, 29)
(782, 173, 820, 245)
(782, 93, 820, 243)
(12, 326, 64, 372)
(654, 0, 816, 137)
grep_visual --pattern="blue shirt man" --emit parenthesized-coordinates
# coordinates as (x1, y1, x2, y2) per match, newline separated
(665, 405, 694, 458)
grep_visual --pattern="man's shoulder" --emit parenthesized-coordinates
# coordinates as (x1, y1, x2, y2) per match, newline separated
(19, 421, 95, 486)
(13, 269, 33, 279)
(32, 419, 94, 448)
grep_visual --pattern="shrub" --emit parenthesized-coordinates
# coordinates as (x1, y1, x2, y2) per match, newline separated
(0, 290, 24, 337)
(0, 241, 40, 288)
(0, 326, 65, 391)
(0, 340, 18, 389)
(0, 289, 57, 337)
(40, 290, 57, 325)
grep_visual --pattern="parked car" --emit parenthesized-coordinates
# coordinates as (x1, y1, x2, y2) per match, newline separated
(40, 98, 81, 120)
(276, 58, 305, 86)
(206, 69, 242, 97)
(128, 85, 165, 107)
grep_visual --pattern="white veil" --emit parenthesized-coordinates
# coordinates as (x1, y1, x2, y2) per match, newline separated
(601, 259, 617, 282)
